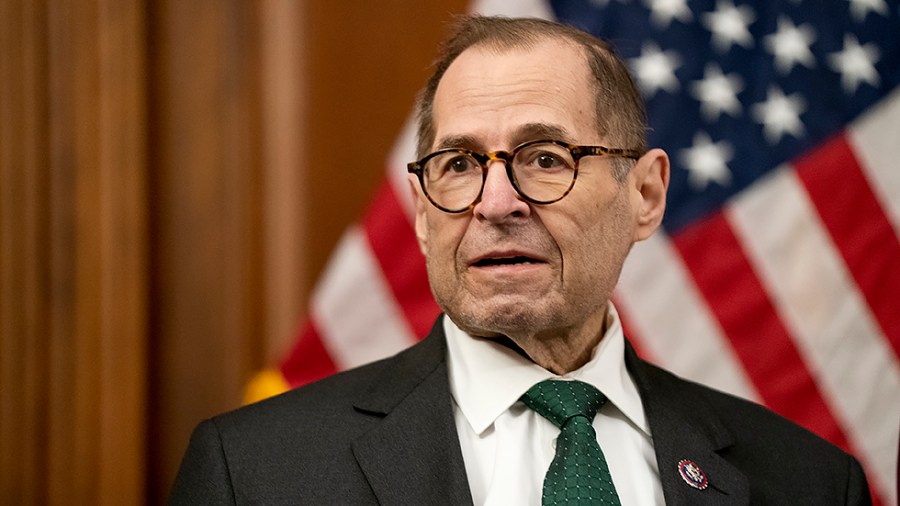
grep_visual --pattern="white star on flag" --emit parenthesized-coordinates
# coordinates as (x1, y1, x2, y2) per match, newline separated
(764, 16, 817, 74)
(690, 63, 744, 122)
(631, 42, 682, 97)
(828, 34, 881, 94)
(702, 0, 756, 52)
(751, 86, 807, 144)
(847, 0, 889, 23)
(679, 131, 734, 190)
(644, 0, 692, 28)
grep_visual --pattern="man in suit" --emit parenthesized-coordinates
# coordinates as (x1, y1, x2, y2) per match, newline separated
(171, 16, 871, 505)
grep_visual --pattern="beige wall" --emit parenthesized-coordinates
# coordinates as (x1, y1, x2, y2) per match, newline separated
(0, 0, 469, 503)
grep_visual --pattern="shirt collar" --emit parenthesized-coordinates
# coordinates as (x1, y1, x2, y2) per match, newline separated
(444, 302, 650, 437)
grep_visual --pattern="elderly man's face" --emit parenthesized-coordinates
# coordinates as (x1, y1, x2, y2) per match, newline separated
(413, 39, 664, 344)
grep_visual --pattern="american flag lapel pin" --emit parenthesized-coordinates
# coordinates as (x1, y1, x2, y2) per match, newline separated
(677, 459, 709, 490)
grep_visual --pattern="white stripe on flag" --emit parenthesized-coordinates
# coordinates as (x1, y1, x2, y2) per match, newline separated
(727, 167, 900, 504)
(616, 232, 762, 402)
(849, 87, 900, 239)
(311, 226, 418, 369)
(387, 114, 419, 221)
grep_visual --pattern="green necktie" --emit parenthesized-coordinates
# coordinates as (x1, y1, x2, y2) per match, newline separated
(521, 380, 621, 506)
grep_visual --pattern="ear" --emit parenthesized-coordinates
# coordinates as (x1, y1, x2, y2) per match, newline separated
(631, 148, 669, 241)
(408, 175, 429, 254)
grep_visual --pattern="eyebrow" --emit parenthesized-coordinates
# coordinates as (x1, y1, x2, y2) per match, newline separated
(433, 123, 575, 152)
(434, 134, 482, 151)
(512, 123, 573, 145)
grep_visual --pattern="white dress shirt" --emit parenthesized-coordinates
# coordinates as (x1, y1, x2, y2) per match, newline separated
(444, 303, 665, 505)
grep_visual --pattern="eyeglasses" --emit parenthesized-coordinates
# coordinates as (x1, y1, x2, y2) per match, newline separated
(407, 139, 643, 213)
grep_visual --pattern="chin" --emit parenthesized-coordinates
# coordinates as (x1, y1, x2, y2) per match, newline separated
(448, 296, 555, 337)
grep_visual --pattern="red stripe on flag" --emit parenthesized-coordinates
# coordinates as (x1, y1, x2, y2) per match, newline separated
(279, 321, 337, 387)
(673, 212, 853, 451)
(794, 134, 900, 361)
(362, 181, 441, 339)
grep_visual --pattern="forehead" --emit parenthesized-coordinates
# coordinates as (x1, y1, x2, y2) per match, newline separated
(431, 39, 597, 150)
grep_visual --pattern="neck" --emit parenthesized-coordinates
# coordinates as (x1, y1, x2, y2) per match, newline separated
(499, 310, 610, 375)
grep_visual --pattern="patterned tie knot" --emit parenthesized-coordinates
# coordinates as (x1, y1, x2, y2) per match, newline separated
(521, 380, 608, 428)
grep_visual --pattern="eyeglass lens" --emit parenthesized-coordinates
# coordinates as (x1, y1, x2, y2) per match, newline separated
(422, 142, 576, 211)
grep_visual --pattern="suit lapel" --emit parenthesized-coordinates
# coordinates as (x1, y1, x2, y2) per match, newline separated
(351, 317, 473, 506)
(625, 342, 750, 505)
(347, 320, 751, 505)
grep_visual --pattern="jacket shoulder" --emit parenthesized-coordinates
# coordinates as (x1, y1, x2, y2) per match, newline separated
(637, 360, 871, 504)
(171, 331, 448, 505)
(645, 362, 837, 451)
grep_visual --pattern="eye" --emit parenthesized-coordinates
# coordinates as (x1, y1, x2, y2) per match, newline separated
(519, 146, 571, 172)
(444, 155, 478, 174)
(534, 152, 565, 170)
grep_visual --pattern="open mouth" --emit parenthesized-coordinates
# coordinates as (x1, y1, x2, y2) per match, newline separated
(473, 255, 542, 267)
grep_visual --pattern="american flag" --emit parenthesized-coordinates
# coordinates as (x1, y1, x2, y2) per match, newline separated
(267, 0, 900, 503)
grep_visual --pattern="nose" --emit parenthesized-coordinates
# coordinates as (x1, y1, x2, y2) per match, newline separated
(472, 160, 531, 222)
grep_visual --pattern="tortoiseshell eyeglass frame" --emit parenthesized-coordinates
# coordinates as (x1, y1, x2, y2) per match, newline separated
(407, 139, 644, 214)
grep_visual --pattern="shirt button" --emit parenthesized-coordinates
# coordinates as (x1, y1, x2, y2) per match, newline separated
(551, 438, 557, 449)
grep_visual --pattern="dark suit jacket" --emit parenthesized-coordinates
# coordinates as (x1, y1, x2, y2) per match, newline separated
(170, 316, 871, 505)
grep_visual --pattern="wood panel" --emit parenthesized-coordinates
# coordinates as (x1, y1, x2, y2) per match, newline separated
(146, 0, 265, 502)
(0, 1, 49, 503)
(1, 0, 148, 503)
(258, 0, 307, 365)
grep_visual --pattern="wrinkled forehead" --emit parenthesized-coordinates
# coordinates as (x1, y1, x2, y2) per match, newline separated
(431, 39, 598, 150)
(437, 37, 593, 97)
